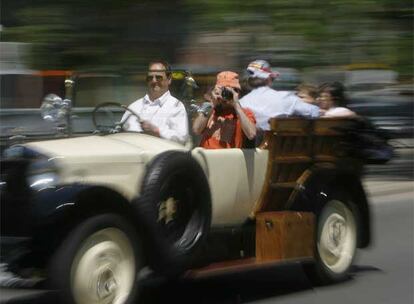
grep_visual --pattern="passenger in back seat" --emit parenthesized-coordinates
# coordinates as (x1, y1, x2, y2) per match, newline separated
(317, 82, 357, 118)
(240, 60, 321, 132)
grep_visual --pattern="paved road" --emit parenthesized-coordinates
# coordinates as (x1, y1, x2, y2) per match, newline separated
(365, 145, 413, 180)
(1, 179, 412, 304)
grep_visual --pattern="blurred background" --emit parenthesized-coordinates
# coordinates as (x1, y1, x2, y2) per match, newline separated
(0, 2, 413, 303)
(0, 0, 413, 140)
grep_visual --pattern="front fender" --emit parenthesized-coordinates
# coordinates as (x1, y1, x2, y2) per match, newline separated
(32, 184, 134, 224)
(12, 184, 138, 269)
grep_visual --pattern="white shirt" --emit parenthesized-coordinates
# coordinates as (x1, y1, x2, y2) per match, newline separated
(122, 91, 189, 144)
(240, 86, 320, 130)
(324, 107, 356, 118)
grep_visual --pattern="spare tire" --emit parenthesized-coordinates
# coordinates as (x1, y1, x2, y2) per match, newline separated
(133, 151, 211, 275)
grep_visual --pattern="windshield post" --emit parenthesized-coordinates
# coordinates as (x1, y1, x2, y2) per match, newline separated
(64, 77, 74, 136)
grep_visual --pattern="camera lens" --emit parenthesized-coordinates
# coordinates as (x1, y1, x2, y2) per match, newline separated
(221, 87, 233, 100)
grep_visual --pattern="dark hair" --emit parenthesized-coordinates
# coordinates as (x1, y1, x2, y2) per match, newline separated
(247, 77, 268, 89)
(296, 83, 318, 99)
(318, 82, 347, 107)
(148, 60, 172, 78)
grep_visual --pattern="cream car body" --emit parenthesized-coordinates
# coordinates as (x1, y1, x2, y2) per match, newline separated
(25, 132, 268, 226)
(1, 113, 373, 304)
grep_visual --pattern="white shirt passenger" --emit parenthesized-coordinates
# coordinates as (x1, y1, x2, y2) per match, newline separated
(122, 90, 189, 144)
(240, 86, 320, 130)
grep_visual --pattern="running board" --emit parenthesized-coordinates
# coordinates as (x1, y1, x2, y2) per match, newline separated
(185, 257, 314, 279)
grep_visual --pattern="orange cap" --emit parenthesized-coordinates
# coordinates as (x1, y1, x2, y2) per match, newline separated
(216, 71, 241, 90)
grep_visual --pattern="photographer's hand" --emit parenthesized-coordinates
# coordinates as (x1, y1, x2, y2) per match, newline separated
(212, 86, 222, 101)
(227, 87, 239, 105)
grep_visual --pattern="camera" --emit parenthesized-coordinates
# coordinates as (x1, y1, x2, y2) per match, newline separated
(221, 87, 233, 100)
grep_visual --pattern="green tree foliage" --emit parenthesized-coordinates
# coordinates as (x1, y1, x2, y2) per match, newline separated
(2, 0, 412, 77)
(2, 0, 189, 71)
(183, 0, 413, 75)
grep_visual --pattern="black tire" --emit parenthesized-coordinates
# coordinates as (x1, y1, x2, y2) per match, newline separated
(304, 192, 358, 285)
(48, 213, 143, 304)
(134, 151, 211, 275)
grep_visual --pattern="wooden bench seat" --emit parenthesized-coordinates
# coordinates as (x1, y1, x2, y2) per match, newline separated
(253, 117, 361, 216)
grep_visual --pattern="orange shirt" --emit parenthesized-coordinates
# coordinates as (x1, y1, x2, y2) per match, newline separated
(199, 108, 256, 149)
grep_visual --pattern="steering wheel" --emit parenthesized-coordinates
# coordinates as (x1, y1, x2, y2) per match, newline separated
(92, 102, 142, 133)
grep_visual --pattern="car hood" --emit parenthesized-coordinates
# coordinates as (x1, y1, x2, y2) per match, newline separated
(24, 132, 187, 164)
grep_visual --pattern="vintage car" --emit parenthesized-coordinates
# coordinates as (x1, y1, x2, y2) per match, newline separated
(0, 83, 371, 304)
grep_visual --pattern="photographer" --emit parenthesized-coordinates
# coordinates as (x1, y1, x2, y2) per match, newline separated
(192, 71, 256, 149)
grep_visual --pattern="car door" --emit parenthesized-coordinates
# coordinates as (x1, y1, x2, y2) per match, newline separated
(192, 147, 268, 226)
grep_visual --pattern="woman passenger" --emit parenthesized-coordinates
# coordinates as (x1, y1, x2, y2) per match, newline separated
(318, 82, 357, 118)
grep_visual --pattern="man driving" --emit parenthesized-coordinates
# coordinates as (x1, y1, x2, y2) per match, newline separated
(122, 60, 189, 144)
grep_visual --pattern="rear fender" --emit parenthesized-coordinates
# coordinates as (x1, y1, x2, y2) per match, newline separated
(288, 167, 371, 248)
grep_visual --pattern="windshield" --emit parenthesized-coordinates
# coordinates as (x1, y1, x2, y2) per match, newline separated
(0, 70, 202, 143)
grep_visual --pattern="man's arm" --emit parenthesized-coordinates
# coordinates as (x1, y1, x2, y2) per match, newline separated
(158, 103, 189, 144)
(122, 100, 143, 132)
(192, 113, 209, 135)
(192, 102, 213, 135)
(291, 97, 320, 118)
(230, 89, 256, 140)
(234, 103, 256, 139)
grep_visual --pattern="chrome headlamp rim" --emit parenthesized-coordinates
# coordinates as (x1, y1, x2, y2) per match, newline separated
(3, 145, 61, 191)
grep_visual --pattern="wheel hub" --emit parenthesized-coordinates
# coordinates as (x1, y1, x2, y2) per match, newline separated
(317, 200, 357, 274)
(158, 197, 178, 224)
(96, 268, 118, 300)
(326, 214, 346, 256)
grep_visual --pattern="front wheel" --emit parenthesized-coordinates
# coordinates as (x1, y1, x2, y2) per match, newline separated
(49, 214, 143, 304)
(306, 198, 358, 284)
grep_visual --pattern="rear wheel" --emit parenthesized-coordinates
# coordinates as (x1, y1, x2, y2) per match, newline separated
(306, 197, 357, 284)
(49, 214, 142, 304)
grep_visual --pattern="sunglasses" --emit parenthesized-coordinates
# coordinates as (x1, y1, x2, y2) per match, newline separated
(146, 75, 165, 82)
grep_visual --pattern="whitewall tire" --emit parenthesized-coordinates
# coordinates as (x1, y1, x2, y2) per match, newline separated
(71, 228, 136, 304)
(304, 197, 358, 284)
(317, 199, 357, 277)
(49, 214, 142, 304)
